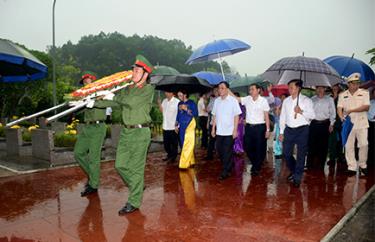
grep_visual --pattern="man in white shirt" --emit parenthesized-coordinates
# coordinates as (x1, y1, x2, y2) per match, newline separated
(279, 79, 315, 187)
(158, 92, 180, 163)
(212, 82, 242, 180)
(307, 86, 336, 169)
(233, 83, 271, 176)
(198, 93, 209, 148)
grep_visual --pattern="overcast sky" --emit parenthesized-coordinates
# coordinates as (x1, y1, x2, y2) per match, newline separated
(1, 0, 374, 76)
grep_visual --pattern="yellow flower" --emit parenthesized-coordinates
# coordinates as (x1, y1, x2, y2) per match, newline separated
(12, 116, 18, 120)
(28, 125, 39, 132)
(64, 131, 69, 134)
(0, 123, 2, 127)
(66, 124, 73, 129)
(69, 130, 77, 135)
(11, 125, 21, 129)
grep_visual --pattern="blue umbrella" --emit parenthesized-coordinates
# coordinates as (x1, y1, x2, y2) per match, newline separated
(341, 116, 353, 147)
(324, 55, 375, 81)
(192, 71, 224, 85)
(186, 39, 251, 80)
(0, 39, 48, 82)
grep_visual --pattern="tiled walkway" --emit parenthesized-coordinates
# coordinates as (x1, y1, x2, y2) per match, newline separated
(0, 150, 373, 242)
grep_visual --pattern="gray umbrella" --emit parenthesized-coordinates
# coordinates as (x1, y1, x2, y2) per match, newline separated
(261, 56, 343, 88)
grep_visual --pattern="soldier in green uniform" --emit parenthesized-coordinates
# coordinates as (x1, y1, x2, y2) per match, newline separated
(95, 55, 154, 214)
(74, 71, 107, 197)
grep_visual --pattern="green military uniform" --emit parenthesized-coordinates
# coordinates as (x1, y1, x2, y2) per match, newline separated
(96, 84, 154, 207)
(74, 72, 107, 190)
(96, 55, 154, 209)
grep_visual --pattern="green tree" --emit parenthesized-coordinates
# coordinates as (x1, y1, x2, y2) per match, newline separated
(366, 48, 375, 66)
(54, 32, 227, 77)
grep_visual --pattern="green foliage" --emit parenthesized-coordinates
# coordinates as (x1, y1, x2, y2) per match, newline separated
(106, 125, 111, 138)
(111, 106, 122, 124)
(54, 131, 77, 147)
(22, 130, 32, 142)
(150, 105, 162, 124)
(54, 32, 222, 77)
(18, 120, 34, 128)
(0, 126, 4, 137)
(1, 33, 235, 121)
(366, 48, 375, 66)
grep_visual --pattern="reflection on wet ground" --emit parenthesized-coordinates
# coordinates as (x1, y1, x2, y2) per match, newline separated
(0, 149, 373, 241)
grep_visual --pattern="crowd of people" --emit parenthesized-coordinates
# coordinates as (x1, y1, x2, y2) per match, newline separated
(73, 53, 373, 215)
(158, 73, 374, 189)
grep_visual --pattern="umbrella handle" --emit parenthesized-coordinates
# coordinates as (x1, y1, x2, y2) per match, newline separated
(294, 91, 300, 119)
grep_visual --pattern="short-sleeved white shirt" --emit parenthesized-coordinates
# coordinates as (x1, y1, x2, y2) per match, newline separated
(240, 95, 270, 124)
(161, 97, 180, 130)
(198, 98, 208, 117)
(212, 95, 242, 136)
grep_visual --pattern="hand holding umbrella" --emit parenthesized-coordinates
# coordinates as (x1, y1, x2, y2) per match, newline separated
(294, 104, 303, 119)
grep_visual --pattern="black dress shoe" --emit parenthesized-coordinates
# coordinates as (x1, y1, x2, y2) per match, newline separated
(360, 168, 368, 176)
(118, 203, 138, 215)
(287, 173, 294, 182)
(80, 185, 98, 197)
(346, 170, 357, 177)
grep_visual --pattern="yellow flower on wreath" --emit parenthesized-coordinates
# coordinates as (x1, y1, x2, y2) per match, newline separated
(28, 125, 40, 132)
(11, 125, 21, 129)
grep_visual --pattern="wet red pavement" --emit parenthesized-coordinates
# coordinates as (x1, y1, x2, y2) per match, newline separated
(0, 150, 373, 242)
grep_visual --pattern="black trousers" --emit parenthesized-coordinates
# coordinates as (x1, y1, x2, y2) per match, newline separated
(368, 121, 375, 167)
(216, 135, 234, 176)
(244, 124, 267, 172)
(199, 116, 208, 148)
(207, 124, 216, 158)
(163, 130, 178, 160)
(283, 125, 309, 183)
(307, 120, 330, 168)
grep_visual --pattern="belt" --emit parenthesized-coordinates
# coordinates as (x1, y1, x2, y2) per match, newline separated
(286, 125, 308, 130)
(312, 119, 330, 124)
(246, 123, 265, 127)
(124, 123, 150, 129)
(85, 121, 105, 124)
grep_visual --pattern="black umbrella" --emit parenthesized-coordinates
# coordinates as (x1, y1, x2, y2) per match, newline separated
(154, 74, 212, 93)
(0, 39, 48, 82)
(150, 65, 180, 84)
(261, 55, 343, 88)
(261, 55, 343, 119)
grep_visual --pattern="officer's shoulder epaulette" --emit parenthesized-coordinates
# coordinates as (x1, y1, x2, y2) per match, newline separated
(340, 90, 349, 98)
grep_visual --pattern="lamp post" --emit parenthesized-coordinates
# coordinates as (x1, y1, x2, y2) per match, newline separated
(52, 0, 57, 111)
